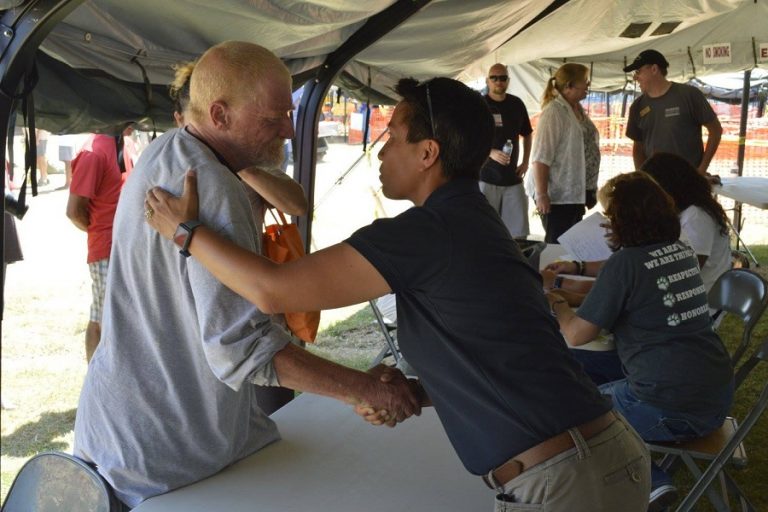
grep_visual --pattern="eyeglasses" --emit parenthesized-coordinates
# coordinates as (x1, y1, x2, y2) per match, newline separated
(488, 75, 509, 82)
(425, 82, 436, 139)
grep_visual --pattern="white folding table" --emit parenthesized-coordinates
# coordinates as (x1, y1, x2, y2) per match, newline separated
(133, 393, 490, 512)
(714, 176, 768, 209)
(713, 176, 768, 266)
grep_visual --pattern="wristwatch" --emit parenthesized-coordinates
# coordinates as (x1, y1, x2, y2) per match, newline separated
(173, 220, 202, 257)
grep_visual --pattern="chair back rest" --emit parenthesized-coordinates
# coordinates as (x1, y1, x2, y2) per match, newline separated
(1, 452, 121, 512)
(708, 269, 768, 364)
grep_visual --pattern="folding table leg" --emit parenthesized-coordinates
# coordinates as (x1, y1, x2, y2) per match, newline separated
(726, 215, 760, 268)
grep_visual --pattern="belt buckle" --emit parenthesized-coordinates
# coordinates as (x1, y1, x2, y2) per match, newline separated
(482, 459, 524, 491)
(482, 472, 501, 490)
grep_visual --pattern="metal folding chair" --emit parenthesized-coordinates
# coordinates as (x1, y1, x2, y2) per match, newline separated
(1, 451, 123, 512)
(645, 270, 768, 511)
(648, 339, 768, 512)
(708, 269, 768, 366)
(369, 298, 401, 365)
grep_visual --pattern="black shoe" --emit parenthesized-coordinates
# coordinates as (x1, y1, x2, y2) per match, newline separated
(648, 484, 678, 512)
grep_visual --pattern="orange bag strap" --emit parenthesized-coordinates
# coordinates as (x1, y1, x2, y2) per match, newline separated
(264, 207, 289, 228)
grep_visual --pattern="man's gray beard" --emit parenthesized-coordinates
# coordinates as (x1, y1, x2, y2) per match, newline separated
(251, 140, 285, 169)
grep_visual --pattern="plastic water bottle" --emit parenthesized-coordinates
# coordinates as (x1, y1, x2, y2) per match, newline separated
(502, 139, 514, 156)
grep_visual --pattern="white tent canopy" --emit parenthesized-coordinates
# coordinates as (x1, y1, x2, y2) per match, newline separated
(464, 0, 768, 111)
(4, 0, 765, 132)
(32, 0, 556, 131)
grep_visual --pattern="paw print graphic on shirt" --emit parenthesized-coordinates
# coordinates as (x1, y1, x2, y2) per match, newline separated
(657, 276, 670, 290)
(667, 313, 681, 327)
(663, 293, 676, 307)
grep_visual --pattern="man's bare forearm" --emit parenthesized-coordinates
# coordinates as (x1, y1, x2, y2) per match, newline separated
(239, 166, 307, 216)
(273, 343, 421, 422)
(698, 120, 722, 174)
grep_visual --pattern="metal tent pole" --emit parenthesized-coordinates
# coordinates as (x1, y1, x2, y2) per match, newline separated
(0, 0, 84, 326)
(293, 0, 430, 250)
(732, 69, 752, 245)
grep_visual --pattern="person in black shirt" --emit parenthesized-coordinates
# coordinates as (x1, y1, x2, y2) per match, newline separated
(146, 76, 650, 511)
(479, 63, 533, 237)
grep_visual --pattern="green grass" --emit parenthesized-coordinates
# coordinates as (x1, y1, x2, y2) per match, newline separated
(317, 306, 376, 338)
(307, 307, 380, 370)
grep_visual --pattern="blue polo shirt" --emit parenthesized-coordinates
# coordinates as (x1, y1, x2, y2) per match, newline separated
(346, 178, 610, 475)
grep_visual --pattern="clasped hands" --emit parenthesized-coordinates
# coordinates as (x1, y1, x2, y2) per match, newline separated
(353, 364, 426, 428)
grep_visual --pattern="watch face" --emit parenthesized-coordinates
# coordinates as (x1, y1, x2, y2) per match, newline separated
(173, 224, 189, 248)
(174, 221, 201, 257)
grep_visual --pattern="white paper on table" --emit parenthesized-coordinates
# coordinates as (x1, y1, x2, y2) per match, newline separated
(556, 212, 613, 261)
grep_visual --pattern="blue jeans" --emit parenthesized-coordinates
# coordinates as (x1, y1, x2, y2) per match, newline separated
(599, 378, 733, 489)
(598, 379, 733, 443)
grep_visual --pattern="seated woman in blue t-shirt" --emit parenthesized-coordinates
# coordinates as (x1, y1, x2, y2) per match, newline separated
(546, 172, 733, 512)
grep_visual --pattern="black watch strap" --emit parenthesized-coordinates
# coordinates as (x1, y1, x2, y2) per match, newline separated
(173, 220, 203, 257)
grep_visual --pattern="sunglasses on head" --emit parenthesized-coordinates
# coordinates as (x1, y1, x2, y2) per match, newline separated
(489, 75, 509, 82)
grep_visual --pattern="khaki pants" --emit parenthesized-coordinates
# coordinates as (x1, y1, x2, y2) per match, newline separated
(493, 415, 650, 511)
(479, 182, 530, 237)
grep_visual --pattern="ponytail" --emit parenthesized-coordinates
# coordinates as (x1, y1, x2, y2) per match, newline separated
(541, 63, 589, 108)
(541, 76, 558, 108)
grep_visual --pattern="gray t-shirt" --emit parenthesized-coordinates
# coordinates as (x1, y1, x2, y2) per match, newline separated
(74, 128, 292, 507)
(577, 241, 732, 413)
(626, 82, 717, 168)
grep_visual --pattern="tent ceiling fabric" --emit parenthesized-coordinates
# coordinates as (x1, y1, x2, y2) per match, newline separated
(32, 0, 557, 132)
(466, 0, 768, 112)
(12, 0, 768, 132)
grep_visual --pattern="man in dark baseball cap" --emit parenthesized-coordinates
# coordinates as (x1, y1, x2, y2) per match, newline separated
(624, 48, 721, 175)
(623, 49, 669, 73)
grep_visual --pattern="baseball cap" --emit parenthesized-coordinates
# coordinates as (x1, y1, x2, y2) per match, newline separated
(623, 49, 669, 73)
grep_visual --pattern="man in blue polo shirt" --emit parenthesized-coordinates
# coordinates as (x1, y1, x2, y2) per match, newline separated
(146, 76, 650, 511)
